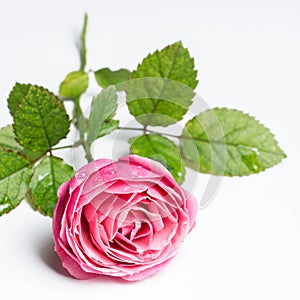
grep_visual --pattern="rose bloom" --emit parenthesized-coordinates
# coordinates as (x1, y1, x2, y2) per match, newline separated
(53, 155, 198, 281)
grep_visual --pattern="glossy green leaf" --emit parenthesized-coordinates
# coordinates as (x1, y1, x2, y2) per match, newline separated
(97, 120, 119, 138)
(127, 41, 198, 126)
(130, 134, 186, 184)
(180, 108, 286, 176)
(7, 83, 30, 117)
(0, 149, 31, 216)
(59, 70, 89, 98)
(0, 125, 24, 152)
(28, 156, 74, 217)
(86, 86, 118, 146)
(94, 68, 131, 91)
(0, 125, 44, 161)
(13, 86, 70, 152)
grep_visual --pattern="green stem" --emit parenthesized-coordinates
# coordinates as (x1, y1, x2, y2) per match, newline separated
(80, 13, 88, 71)
(66, 14, 92, 163)
(51, 144, 74, 151)
(73, 97, 93, 162)
(117, 126, 180, 139)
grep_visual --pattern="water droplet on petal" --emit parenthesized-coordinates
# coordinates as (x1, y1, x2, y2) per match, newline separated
(135, 165, 148, 177)
(104, 168, 116, 175)
(95, 177, 102, 183)
(77, 172, 88, 179)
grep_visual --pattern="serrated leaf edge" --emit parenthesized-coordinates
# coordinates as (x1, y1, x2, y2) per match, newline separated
(0, 148, 33, 216)
(12, 85, 70, 152)
(181, 107, 286, 177)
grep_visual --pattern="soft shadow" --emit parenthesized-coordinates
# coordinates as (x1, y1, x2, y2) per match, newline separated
(38, 236, 71, 278)
(38, 235, 135, 284)
(89, 275, 134, 285)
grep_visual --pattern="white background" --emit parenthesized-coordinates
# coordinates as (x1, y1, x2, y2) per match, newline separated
(0, 0, 299, 299)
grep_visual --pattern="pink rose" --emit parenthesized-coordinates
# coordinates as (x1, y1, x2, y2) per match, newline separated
(53, 155, 198, 281)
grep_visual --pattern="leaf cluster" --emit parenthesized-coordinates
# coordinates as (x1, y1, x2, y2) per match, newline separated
(89, 41, 285, 183)
(0, 85, 74, 216)
(0, 15, 286, 218)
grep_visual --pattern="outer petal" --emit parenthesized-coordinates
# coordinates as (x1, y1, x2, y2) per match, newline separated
(119, 155, 175, 181)
(53, 182, 97, 279)
(53, 181, 70, 242)
(121, 256, 176, 281)
(183, 189, 198, 232)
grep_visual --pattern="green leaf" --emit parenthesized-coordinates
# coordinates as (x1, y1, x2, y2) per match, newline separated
(13, 86, 70, 152)
(130, 134, 186, 184)
(59, 70, 89, 98)
(28, 156, 74, 217)
(86, 86, 118, 146)
(0, 125, 44, 161)
(0, 125, 24, 152)
(180, 108, 286, 176)
(0, 149, 32, 216)
(97, 120, 119, 138)
(7, 83, 30, 117)
(80, 13, 88, 71)
(127, 41, 198, 127)
(94, 68, 131, 91)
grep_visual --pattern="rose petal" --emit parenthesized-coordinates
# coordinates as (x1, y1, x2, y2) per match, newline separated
(52, 155, 198, 281)
(183, 190, 198, 232)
